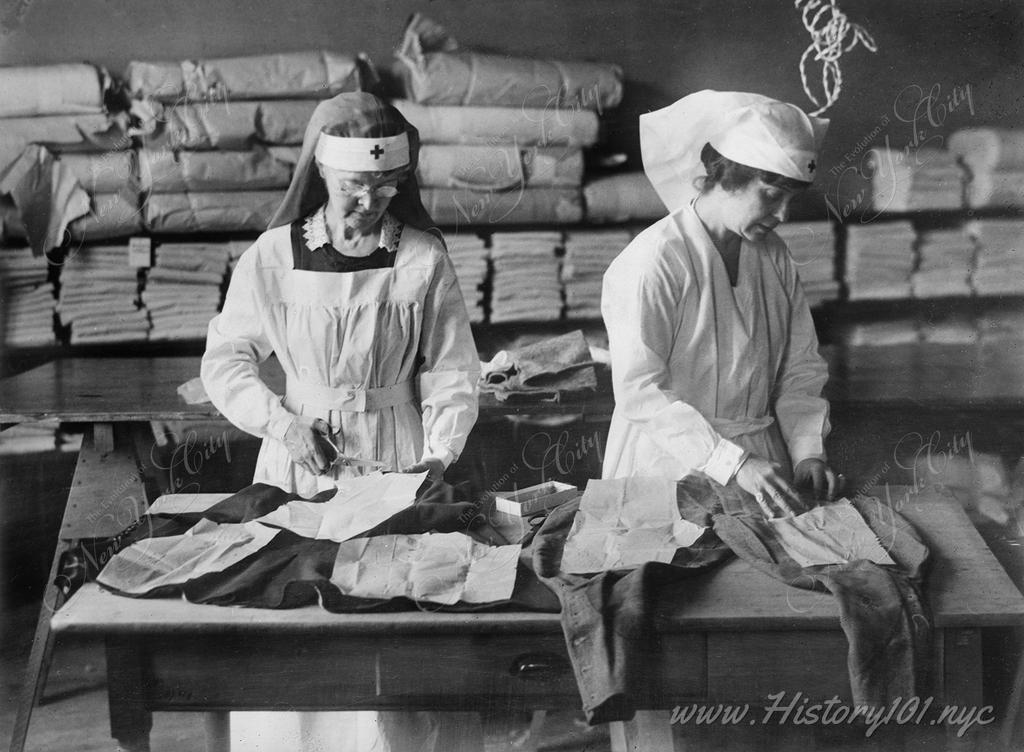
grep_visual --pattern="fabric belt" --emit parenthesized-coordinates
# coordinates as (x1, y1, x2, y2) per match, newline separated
(709, 415, 774, 440)
(285, 378, 416, 413)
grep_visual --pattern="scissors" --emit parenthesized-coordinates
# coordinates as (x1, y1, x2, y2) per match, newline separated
(319, 431, 389, 471)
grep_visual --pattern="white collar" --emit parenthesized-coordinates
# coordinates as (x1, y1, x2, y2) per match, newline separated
(302, 206, 402, 254)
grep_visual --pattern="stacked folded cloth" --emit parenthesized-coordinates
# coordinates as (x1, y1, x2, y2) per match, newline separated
(445, 233, 488, 323)
(911, 226, 974, 298)
(845, 320, 921, 346)
(480, 330, 599, 402)
(0, 247, 55, 347)
(0, 63, 133, 254)
(919, 312, 979, 345)
(978, 308, 1024, 343)
(845, 221, 916, 300)
(583, 172, 667, 224)
(866, 147, 965, 212)
(561, 230, 631, 319)
(489, 232, 563, 323)
(970, 219, 1024, 296)
(57, 245, 147, 345)
(949, 128, 1024, 209)
(0, 419, 59, 455)
(393, 14, 619, 227)
(773, 222, 839, 306)
(127, 49, 367, 234)
(143, 242, 231, 341)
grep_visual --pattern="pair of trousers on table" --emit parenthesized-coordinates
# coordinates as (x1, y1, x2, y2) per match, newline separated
(526, 475, 932, 725)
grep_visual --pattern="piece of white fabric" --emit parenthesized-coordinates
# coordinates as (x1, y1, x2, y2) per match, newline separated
(201, 214, 480, 497)
(766, 499, 895, 567)
(329, 531, 520, 605)
(601, 202, 830, 482)
(96, 520, 279, 596)
(561, 477, 705, 573)
(255, 471, 426, 542)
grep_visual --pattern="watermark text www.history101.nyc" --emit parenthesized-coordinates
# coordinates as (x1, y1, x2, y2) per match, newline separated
(669, 692, 994, 738)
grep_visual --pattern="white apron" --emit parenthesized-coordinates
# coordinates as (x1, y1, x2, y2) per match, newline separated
(202, 217, 480, 498)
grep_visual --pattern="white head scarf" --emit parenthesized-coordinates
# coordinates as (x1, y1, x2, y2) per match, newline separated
(640, 90, 829, 212)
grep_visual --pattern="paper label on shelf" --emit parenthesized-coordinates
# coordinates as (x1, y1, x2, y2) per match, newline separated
(128, 236, 152, 268)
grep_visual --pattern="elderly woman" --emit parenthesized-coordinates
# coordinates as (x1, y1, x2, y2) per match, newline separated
(200, 92, 480, 751)
(202, 92, 479, 497)
(602, 90, 840, 516)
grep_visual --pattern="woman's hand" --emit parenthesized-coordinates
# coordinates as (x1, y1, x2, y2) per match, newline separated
(400, 458, 446, 483)
(283, 416, 333, 476)
(794, 458, 842, 501)
(734, 454, 803, 518)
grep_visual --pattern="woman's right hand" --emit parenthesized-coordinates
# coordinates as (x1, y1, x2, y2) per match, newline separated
(283, 416, 333, 476)
(734, 454, 803, 518)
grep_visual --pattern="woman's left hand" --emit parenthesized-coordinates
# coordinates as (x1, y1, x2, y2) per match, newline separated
(793, 458, 843, 501)
(400, 458, 446, 483)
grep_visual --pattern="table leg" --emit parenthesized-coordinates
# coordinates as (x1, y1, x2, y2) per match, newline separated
(7, 535, 72, 752)
(943, 628, 987, 752)
(107, 638, 153, 752)
(9, 423, 149, 752)
(609, 710, 675, 752)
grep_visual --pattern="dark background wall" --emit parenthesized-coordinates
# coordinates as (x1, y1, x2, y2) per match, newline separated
(1, 0, 1021, 219)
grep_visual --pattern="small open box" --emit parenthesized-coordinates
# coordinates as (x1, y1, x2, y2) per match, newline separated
(493, 481, 578, 517)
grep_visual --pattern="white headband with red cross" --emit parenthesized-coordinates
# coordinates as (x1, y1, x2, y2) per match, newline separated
(315, 132, 410, 172)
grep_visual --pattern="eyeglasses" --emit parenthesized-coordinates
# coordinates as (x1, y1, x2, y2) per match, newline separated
(337, 182, 400, 200)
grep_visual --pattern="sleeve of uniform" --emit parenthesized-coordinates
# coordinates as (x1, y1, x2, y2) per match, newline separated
(771, 247, 831, 465)
(417, 248, 481, 468)
(200, 243, 295, 442)
(602, 250, 746, 485)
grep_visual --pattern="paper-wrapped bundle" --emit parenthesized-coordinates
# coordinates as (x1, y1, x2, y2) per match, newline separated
(144, 191, 285, 233)
(417, 145, 583, 189)
(59, 152, 138, 194)
(866, 147, 964, 212)
(583, 173, 667, 224)
(390, 100, 600, 147)
(139, 148, 297, 193)
(949, 128, 1024, 173)
(395, 14, 622, 110)
(137, 100, 318, 151)
(126, 51, 365, 102)
(420, 187, 583, 227)
(1, 113, 112, 177)
(67, 192, 144, 242)
(0, 64, 105, 117)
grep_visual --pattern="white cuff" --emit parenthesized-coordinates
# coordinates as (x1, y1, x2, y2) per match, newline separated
(267, 406, 297, 443)
(700, 438, 747, 486)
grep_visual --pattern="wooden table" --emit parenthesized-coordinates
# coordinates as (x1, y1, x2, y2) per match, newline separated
(5, 344, 1024, 751)
(47, 487, 1024, 751)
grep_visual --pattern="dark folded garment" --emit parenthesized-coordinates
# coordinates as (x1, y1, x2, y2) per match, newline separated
(482, 330, 600, 401)
(525, 475, 932, 724)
